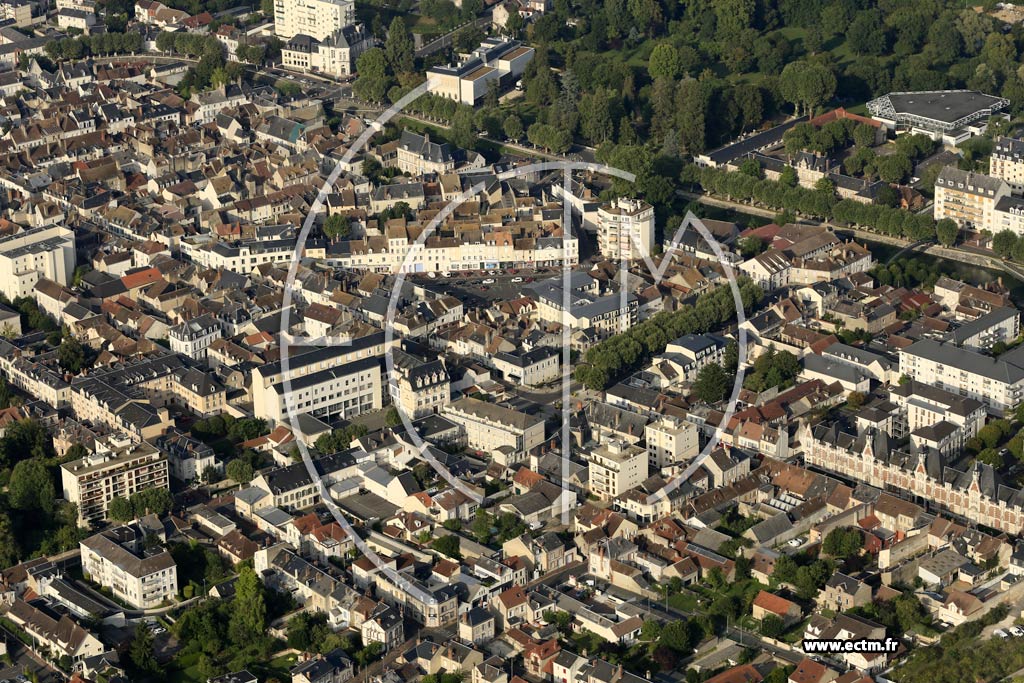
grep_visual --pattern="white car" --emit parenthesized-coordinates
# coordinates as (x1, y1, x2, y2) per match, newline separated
(482, 278, 495, 284)
(427, 272, 437, 279)
(511, 276, 523, 283)
(1011, 626, 1024, 637)
(787, 537, 804, 548)
(442, 272, 452, 278)
(996, 629, 1010, 638)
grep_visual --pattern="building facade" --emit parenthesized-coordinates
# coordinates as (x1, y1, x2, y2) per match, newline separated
(933, 166, 1010, 232)
(61, 441, 170, 525)
(587, 440, 649, 500)
(274, 0, 354, 40)
(80, 526, 178, 608)
(597, 197, 655, 261)
(899, 339, 1024, 416)
(443, 397, 545, 454)
(0, 226, 76, 301)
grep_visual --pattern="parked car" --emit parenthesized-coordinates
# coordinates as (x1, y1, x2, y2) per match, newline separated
(511, 276, 523, 283)
(482, 278, 495, 284)
(1010, 626, 1023, 637)
(995, 629, 1010, 638)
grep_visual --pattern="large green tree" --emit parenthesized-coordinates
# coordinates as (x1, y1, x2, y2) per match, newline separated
(230, 564, 267, 646)
(385, 17, 414, 74)
(9, 458, 55, 515)
(694, 363, 729, 404)
(779, 61, 836, 117)
(353, 48, 392, 102)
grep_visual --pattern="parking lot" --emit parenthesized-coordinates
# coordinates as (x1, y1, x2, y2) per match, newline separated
(413, 270, 543, 305)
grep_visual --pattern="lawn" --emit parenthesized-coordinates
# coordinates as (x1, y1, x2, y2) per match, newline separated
(165, 649, 297, 683)
(668, 592, 699, 612)
(165, 652, 202, 683)
(260, 652, 300, 679)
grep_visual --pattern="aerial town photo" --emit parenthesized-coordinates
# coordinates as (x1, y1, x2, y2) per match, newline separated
(13, 0, 1024, 683)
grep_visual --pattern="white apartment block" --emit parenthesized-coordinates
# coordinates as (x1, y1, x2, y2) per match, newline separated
(991, 136, 1024, 192)
(645, 416, 699, 471)
(185, 238, 304, 272)
(252, 336, 386, 426)
(597, 197, 655, 261)
(899, 339, 1024, 416)
(80, 526, 177, 609)
(933, 167, 1010, 233)
(327, 230, 577, 274)
(0, 226, 75, 301)
(443, 396, 545, 454)
(255, 357, 382, 426)
(61, 440, 170, 525)
(274, 0, 354, 40)
(587, 440, 649, 500)
(168, 314, 221, 360)
(949, 306, 1020, 352)
(994, 195, 1024, 237)
(889, 380, 986, 451)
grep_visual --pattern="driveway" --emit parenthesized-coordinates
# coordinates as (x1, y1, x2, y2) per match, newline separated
(0, 636, 62, 683)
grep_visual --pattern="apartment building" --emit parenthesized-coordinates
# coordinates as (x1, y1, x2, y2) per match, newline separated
(491, 347, 559, 387)
(361, 605, 405, 650)
(394, 130, 460, 176)
(254, 356, 382, 425)
(326, 224, 578, 274)
(443, 396, 545, 454)
(390, 349, 450, 420)
(274, 0, 354, 40)
(933, 166, 1010, 231)
(740, 249, 792, 291)
(587, 440, 649, 501)
(375, 572, 460, 627)
(899, 339, 1024, 416)
(645, 416, 700, 471)
(187, 238, 304, 272)
(80, 525, 178, 609)
(660, 333, 729, 382)
(152, 429, 220, 483)
(949, 306, 1021, 352)
(251, 334, 387, 426)
(0, 225, 76, 300)
(597, 197, 655, 261)
(61, 440, 170, 525)
(529, 272, 638, 339)
(889, 380, 985, 456)
(169, 313, 221, 360)
(70, 358, 192, 441)
(994, 195, 1024, 236)
(990, 136, 1024, 192)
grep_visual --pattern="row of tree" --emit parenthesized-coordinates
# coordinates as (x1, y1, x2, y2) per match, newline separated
(44, 32, 143, 61)
(692, 165, 939, 242)
(574, 278, 763, 391)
